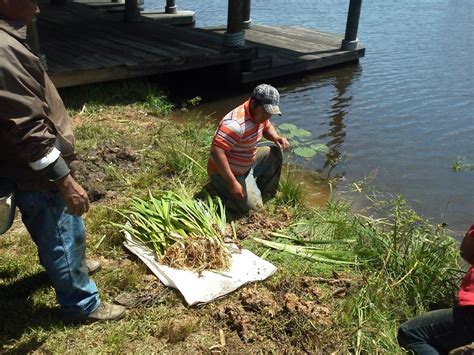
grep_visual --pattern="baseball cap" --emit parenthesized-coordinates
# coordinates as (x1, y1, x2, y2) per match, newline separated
(252, 84, 282, 116)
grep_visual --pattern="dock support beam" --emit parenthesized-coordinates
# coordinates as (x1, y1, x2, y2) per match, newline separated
(124, 0, 141, 22)
(224, 0, 245, 47)
(243, 0, 251, 29)
(341, 0, 362, 51)
(165, 0, 177, 14)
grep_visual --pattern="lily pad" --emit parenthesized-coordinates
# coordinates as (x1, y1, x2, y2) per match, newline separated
(294, 147, 317, 158)
(278, 123, 299, 132)
(310, 144, 330, 155)
(278, 123, 311, 138)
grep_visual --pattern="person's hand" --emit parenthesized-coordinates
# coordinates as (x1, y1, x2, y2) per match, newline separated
(229, 180, 245, 200)
(55, 174, 90, 216)
(275, 136, 290, 150)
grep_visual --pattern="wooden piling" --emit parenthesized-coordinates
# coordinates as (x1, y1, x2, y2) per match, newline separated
(243, 0, 251, 29)
(341, 0, 362, 50)
(124, 0, 141, 22)
(224, 0, 245, 47)
(165, 0, 177, 14)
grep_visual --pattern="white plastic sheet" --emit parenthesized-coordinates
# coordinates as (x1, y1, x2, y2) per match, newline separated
(123, 232, 277, 306)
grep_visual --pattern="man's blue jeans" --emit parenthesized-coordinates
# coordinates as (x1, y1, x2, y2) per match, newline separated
(15, 190, 100, 320)
(398, 306, 474, 354)
(210, 145, 283, 216)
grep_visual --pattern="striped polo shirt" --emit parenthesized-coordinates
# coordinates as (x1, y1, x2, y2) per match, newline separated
(208, 99, 270, 176)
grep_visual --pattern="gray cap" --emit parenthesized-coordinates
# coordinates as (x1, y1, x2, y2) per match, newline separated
(252, 84, 282, 116)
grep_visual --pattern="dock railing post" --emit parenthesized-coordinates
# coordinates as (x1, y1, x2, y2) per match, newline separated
(27, 19, 48, 71)
(165, 0, 178, 14)
(124, 0, 141, 22)
(341, 0, 362, 51)
(243, 0, 251, 29)
(224, 0, 245, 47)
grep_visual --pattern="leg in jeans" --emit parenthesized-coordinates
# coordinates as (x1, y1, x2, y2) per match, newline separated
(253, 145, 283, 199)
(210, 170, 262, 216)
(15, 190, 100, 320)
(210, 145, 283, 215)
(398, 306, 474, 354)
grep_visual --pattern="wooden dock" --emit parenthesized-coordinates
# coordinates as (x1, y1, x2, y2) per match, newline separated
(36, 2, 364, 88)
(207, 25, 365, 83)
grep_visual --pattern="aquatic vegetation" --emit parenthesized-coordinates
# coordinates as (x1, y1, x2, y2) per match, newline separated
(452, 157, 474, 172)
(114, 190, 231, 272)
(277, 123, 329, 159)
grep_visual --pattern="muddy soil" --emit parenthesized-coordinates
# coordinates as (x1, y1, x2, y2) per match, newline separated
(110, 266, 350, 352)
(236, 209, 293, 239)
(74, 145, 139, 202)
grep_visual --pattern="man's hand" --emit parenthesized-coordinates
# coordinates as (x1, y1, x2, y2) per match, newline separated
(55, 174, 90, 216)
(275, 136, 290, 150)
(229, 180, 245, 200)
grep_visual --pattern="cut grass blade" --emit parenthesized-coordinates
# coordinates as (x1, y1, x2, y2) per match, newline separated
(253, 237, 358, 265)
(269, 231, 356, 245)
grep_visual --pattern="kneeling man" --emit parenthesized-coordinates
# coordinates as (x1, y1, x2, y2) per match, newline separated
(207, 84, 290, 215)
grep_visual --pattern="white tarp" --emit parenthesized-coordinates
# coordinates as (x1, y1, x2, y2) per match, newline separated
(123, 232, 277, 306)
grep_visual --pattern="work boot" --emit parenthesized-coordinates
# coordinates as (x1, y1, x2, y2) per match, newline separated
(85, 259, 102, 275)
(87, 302, 126, 322)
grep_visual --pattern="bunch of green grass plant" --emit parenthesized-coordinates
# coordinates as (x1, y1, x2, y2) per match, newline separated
(277, 173, 303, 206)
(60, 78, 174, 116)
(254, 234, 360, 265)
(114, 190, 231, 272)
(164, 120, 213, 184)
(337, 196, 462, 352)
(253, 204, 374, 265)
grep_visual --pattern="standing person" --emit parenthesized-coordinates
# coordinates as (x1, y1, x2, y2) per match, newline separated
(0, 0, 125, 322)
(398, 225, 474, 353)
(207, 84, 290, 215)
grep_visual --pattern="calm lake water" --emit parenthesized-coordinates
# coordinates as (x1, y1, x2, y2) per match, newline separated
(145, 0, 474, 232)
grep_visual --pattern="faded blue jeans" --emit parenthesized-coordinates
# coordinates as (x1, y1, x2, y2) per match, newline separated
(398, 306, 474, 354)
(15, 190, 100, 320)
(210, 144, 282, 216)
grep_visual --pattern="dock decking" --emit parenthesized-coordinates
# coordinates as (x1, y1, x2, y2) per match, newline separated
(207, 25, 365, 83)
(37, 2, 365, 88)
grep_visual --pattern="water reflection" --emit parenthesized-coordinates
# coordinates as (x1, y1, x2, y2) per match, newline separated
(279, 64, 361, 178)
(322, 65, 361, 176)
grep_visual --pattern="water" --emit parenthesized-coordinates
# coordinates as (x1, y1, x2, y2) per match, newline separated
(146, 0, 474, 232)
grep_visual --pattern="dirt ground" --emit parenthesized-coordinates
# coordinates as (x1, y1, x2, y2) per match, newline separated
(109, 262, 351, 353)
(74, 145, 139, 202)
(70, 121, 352, 352)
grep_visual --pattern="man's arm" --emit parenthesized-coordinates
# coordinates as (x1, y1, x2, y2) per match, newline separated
(263, 122, 290, 150)
(460, 226, 474, 265)
(210, 145, 245, 199)
(0, 43, 89, 215)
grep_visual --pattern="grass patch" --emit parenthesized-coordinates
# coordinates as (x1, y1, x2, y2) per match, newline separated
(61, 78, 174, 116)
(0, 80, 462, 353)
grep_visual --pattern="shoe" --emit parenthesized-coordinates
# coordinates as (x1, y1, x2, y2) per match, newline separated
(85, 259, 102, 275)
(87, 302, 126, 322)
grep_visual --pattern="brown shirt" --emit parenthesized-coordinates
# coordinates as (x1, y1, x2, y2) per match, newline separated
(0, 19, 76, 191)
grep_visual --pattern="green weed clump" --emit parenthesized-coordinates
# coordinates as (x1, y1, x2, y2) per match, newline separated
(61, 79, 174, 116)
(339, 197, 461, 353)
(277, 174, 303, 207)
(114, 189, 230, 272)
(253, 198, 461, 353)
